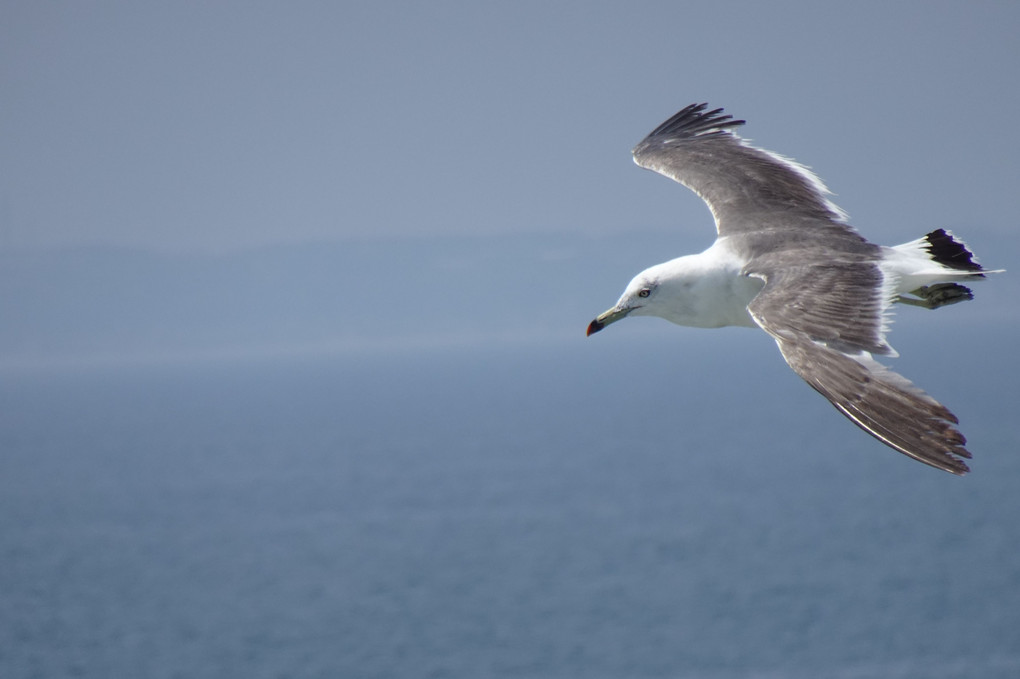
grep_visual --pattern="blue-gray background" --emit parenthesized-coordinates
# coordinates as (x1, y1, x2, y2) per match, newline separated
(2, 2, 1019, 678)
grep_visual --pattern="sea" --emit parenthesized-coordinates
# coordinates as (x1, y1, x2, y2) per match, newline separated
(2, 331, 1019, 679)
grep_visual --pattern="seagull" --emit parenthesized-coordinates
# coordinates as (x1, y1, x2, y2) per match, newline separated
(586, 103, 1000, 475)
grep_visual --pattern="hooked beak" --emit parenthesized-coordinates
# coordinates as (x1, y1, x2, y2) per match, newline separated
(586, 306, 633, 336)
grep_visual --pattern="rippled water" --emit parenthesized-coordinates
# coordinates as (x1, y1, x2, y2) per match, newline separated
(3, 336, 1019, 678)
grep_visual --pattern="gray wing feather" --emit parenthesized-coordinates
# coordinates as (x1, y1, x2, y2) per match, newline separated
(772, 336, 971, 475)
(632, 103, 850, 235)
(747, 257, 892, 356)
(749, 269, 972, 474)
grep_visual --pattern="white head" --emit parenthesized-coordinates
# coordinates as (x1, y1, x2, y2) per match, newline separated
(586, 259, 697, 335)
(586, 249, 760, 335)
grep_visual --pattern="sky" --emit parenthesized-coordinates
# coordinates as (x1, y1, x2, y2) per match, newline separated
(3, 1, 1019, 252)
(1, 1, 1019, 365)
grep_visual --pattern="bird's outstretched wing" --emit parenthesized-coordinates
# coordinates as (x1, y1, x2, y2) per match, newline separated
(634, 103, 973, 473)
(747, 263, 972, 475)
(632, 103, 851, 236)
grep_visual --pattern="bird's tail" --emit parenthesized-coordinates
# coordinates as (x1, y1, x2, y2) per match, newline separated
(919, 228, 986, 275)
(885, 229, 1002, 310)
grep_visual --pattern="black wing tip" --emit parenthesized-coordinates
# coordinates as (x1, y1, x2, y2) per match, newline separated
(842, 403, 973, 476)
(833, 398, 973, 475)
(645, 102, 746, 141)
(932, 421, 972, 475)
(942, 455, 971, 475)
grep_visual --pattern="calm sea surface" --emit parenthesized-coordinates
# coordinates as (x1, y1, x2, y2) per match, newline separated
(2, 335, 1019, 678)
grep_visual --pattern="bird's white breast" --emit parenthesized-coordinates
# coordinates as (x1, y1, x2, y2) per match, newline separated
(644, 238, 763, 329)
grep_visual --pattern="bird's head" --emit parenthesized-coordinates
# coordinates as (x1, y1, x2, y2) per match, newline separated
(586, 271, 662, 336)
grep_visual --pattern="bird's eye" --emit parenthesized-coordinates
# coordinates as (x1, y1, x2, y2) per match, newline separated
(638, 288, 651, 298)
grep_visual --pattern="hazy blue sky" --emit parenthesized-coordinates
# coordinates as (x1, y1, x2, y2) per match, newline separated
(3, 1, 1019, 252)
(2, 1, 1018, 367)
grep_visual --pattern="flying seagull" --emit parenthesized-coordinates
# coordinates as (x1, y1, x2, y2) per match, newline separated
(587, 103, 1000, 475)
